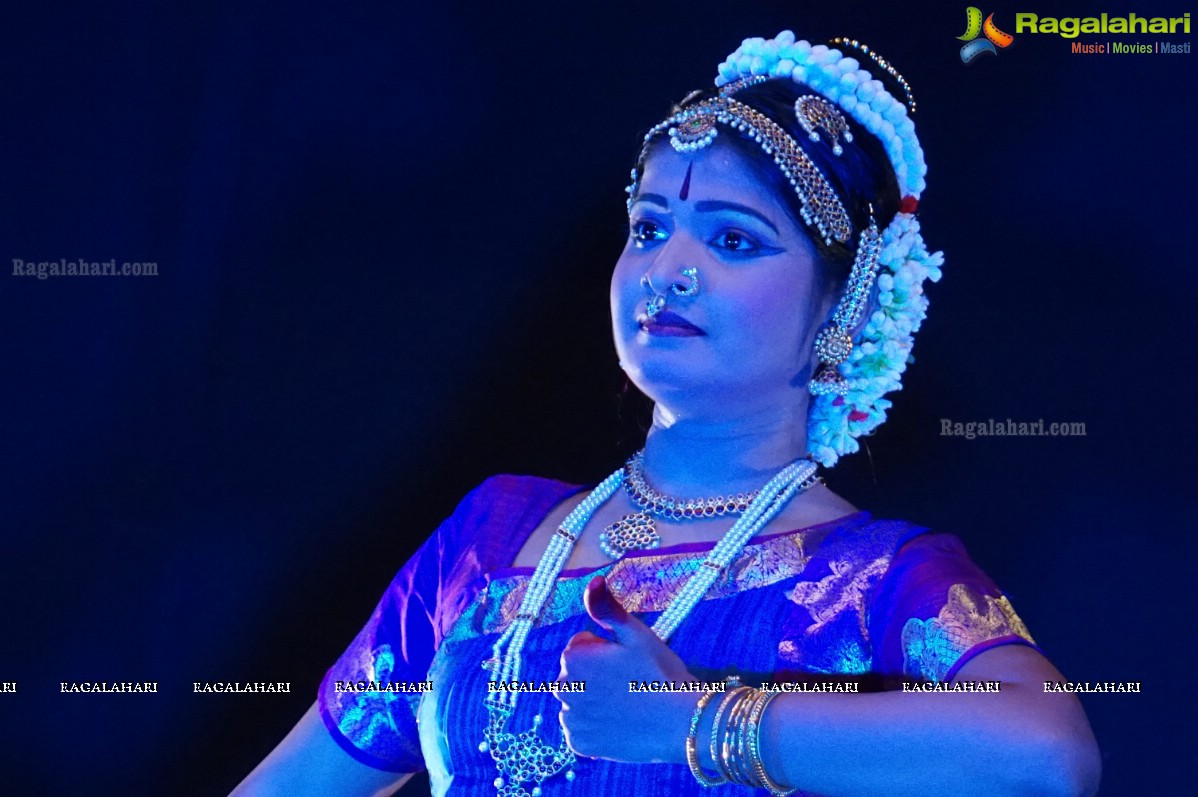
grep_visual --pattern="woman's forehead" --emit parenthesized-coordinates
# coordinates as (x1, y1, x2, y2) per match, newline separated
(638, 141, 792, 218)
(640, 142, 783, 207)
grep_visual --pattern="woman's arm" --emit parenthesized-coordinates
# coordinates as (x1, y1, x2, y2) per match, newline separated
(229, 702, 415, 797)
(723, 645, 1101, 797)
(562, 577, 1101, 797)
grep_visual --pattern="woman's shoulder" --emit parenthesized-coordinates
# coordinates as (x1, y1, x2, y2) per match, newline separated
(849, 511, 984, 568)
(807, 509, 932, 562)
(457, 473, 585, 520)
(470, 472, 582, 495)
(435, 474, 586, 565)
(845, 516, 1009, 620)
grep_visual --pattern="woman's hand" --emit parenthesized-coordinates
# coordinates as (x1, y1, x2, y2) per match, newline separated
(553, 576, 696, 764)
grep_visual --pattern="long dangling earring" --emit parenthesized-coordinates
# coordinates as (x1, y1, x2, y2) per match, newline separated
(808, 214, 881, 396)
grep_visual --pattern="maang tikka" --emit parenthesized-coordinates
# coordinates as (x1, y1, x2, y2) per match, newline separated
(629, 75, 853, 247)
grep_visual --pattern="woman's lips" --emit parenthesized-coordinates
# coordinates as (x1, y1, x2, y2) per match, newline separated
(639, 310, 706, 337)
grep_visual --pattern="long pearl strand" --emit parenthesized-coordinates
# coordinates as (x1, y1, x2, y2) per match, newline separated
(481, 456, 820, 797)
(650, 457, 819, 640)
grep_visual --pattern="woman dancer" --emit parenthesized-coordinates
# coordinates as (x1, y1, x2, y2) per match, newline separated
(234, 31, 1101, 797)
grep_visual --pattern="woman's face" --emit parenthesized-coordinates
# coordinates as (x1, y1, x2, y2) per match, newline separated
(611, 140, 835, 419)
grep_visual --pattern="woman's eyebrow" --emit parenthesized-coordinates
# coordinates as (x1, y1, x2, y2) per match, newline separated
(693, 200, 779, 234)
(631, 193, 670, 209)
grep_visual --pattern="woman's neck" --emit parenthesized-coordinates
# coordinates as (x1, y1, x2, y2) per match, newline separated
(641, 402, 810, 497)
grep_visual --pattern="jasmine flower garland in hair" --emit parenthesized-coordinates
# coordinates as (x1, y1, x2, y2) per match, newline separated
(715, 31, 944, 467)
(808, 216, 944, 466)
(716, 32, 928, 198)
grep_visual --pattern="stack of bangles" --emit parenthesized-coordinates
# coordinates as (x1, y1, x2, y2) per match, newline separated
(686, 677, 796, 795)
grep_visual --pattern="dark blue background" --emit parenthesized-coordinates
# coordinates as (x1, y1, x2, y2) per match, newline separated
(2, 1, 1193, 794)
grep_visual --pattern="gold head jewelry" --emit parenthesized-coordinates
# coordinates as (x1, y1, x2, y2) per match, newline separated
(795, 95, 854, 156)
(632, 76, 852, 246)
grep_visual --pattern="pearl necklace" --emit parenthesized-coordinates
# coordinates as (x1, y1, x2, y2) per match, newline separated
(481, 456, 821, 797)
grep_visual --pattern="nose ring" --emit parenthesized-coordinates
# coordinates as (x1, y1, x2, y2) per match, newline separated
(642, 267, 700, 319)
(641, 274, 666, 318)
(671, 266, 700, 297)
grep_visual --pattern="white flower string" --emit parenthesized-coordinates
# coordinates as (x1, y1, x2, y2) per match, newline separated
(715, 31, 927, 198)
(481, 456, 820, 796)
(808, 213, 943, 465)
(709, 31, 945, 466)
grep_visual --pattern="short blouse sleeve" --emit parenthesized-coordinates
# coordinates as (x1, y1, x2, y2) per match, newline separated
(869, 533, 1038, 684)
(316, 475, 581, 772)
(316, 478, 496, 772)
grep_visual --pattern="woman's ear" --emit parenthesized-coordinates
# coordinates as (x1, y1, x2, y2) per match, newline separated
(798, 263, 846, 379)
(847, 282, 880, 341)
(801, 266, 878, 383)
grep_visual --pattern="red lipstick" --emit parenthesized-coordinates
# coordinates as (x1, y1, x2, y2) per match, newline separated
(639, 310, 705, 336)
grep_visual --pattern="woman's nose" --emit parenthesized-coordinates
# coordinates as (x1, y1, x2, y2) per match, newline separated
(641, 239, 702, 297)
(642, 263, 700, 298)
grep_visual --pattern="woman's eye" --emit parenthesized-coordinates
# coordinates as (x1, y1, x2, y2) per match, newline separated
(631, 220, 667, 247)
(713, 230, 758, 252)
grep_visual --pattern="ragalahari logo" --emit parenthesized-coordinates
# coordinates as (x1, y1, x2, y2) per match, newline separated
(958, 7, 1015, 62)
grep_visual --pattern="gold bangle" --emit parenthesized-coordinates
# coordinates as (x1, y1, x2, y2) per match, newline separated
(734, 688, 775, 787)
(747, 689, 797, 796)
(685, 689, 725, 787)
(721, 687, 758, 785)
(710, 685, 750, 780)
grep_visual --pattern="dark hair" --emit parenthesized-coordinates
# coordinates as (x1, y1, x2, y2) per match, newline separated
(632, 79, 901, 278)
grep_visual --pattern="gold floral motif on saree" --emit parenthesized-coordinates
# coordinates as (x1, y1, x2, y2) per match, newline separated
(901, 583, 1035, 683)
